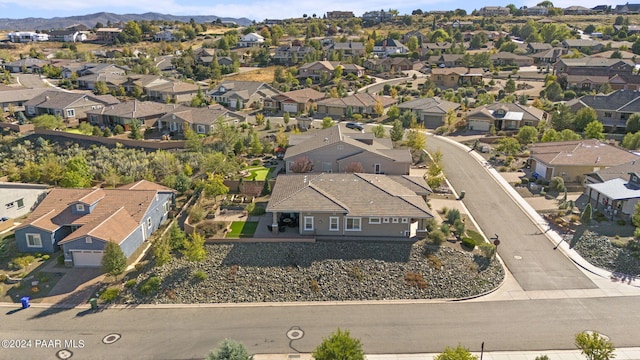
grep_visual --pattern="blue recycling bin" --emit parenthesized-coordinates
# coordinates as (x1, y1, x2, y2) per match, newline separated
(20, 296, 30, 309)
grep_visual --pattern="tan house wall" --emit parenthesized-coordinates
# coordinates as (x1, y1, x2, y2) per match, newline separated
(296, 212, 421, 237)
(337, 151, 409, 175)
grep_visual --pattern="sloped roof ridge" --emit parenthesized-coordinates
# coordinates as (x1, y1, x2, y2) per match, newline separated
(268, 173, 324, 208)
(307, 180, 350, 212)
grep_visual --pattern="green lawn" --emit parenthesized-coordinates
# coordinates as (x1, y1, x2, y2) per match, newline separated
(226, 221, 259, 238)
(244, 166, 273, 181)
(64, 128, 84, 134)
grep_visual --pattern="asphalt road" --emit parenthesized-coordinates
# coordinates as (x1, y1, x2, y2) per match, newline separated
(427, 136, 596, 291)
(1, 297, 639, 359)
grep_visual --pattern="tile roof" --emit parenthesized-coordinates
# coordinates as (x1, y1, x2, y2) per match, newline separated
(397, 97, 460, 115)
(529, 139, 640, 166)
(24, 90, 116, 110)
(586, 159, 640, 183)
(86, 100, 171, 118)
(157, 105, 246, 125)
(0, 88, 47, 103)
(266, 173, 433, 218)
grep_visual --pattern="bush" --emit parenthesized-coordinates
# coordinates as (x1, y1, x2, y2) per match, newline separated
(139, 276, 161, 295)
(42, 255, 50, 260)
(12, 255, 35, 269)
(124, 279, 137, 288)
(113, 125, 124, 135)
(429, 229, 446, 244)
(610, 238, 627, 248)
(250, 205, 266, 216)
(189, 206, 205, 224)
(520, 177, 529, 184)
(193, 270, 208, 281)
(461, 237, 475, 249)
(0, 274, 7, 283)
(99, 287, 120, 302)
(102, 128, 113, 137)
(478, 242, 496, 258)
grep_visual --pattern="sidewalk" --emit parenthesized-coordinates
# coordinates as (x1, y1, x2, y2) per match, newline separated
(254, 347, 640, 360)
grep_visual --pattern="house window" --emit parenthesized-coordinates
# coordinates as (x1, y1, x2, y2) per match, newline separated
(196, 124, 206, 134)
(76, 204, 85, 212)
(402, 218, 409, 223)
(392, 217, 399, 223)
(604, 112, 612, 118)
(147, 218, 152, 228)
(369, 217, 381, 224)
(163, 202, 170, 214)
(66, 109, 75, 117)
(345, 217, 362, 231)
(329, 216, 339, 231)
(85, 236, 92, 244)
(5, 201, 14, 209)
(304, 216, 314, 231)
(26, 234, 42, 248)
(383, 217, 390, 223)
(17, 198, 24, 209)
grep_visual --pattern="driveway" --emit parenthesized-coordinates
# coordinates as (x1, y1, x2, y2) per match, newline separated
(42, 268, 104, 306)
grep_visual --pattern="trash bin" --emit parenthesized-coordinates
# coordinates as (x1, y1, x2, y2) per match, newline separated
(459, 191, 465, 200)
(89, 298, 98, 310)
(20, 296, 30, 309)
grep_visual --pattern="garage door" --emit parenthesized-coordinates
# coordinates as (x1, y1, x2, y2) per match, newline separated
(72, 250, 103, 267)
(468, 120, 490, 132)
(283, 103, 298, 113)
(422, 115, 443, 129)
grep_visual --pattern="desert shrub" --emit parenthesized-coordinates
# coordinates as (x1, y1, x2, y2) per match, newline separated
(404, 272, 427, 289)
(99, 287, 120, 302)
(520, 177, 529, 184)
(446, 208, 461, 224)
(440, 223, 450, 235)
(461, 237, 475, 249)
(139, 276, 161, 296)
(438, 206, 448, 215)
(610, 238, 627, 248)
(309, 279, 320, 292)
(124, 279, 137, 288)
(478, 242, 496, 258)
(0, 274, 7, 282)
(193, 270, 208, 281)
(12, 255, 35, 269)
(348, 266, 364, 281)
(113, 125, 124, 135)
(427, 254, 442, 269)
(197, 221, 226, 237)
(425, 218, 437, 232)
(429, 229, 446, 244)
(189, 206, 205, 224)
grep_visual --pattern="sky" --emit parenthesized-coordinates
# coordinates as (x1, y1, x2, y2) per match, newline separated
(0, 0, 626, 21)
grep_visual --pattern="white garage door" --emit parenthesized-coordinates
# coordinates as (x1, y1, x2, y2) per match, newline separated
(72, 250, 103, 267)
(283, 103, 298, 114)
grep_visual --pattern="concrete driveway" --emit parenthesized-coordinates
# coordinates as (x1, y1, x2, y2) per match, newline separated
(42, 268, 104, 306)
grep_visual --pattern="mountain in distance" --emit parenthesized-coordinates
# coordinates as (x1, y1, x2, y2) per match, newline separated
(0, 12, 253, 30)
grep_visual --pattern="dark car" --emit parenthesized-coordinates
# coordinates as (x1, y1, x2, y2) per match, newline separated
(345, 122, 364, 131)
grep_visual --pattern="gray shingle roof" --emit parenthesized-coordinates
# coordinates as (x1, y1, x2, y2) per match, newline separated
(397, 97, 460, 115)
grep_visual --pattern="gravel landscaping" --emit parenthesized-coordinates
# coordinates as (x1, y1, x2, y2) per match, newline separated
(119, 240, 504, 304)
(573, 230, 640, 276)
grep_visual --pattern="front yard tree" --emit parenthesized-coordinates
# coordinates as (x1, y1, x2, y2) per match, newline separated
(390, 119, 404, 142)
(504, 78, 516, 94)
(516, 125, 539, 145)
(574, 107, 598, 132)
(182, 232, 206, 262)
(290, 156, 314, 173)
(626, 113, 640, 133)
(541, 128, 560, 142)
(575, 331, 615, 360)
(374, 98, 384, 117)
(581, 203, 593, 225)
(321, 117, 334, 129)
(551, 104, 575, 131)
(495, 137, 521, 156)
(283, 112, 290, 125)
(312, 328, 364, 360)
(153, 237, 172, 266)
(372, 124, 386, 138)
(168, 222, 187, 250)
(584, 121, 605, 140)
(203, 173, 229, 201)
(207, 338, 253, 360)
(406, 129, 427, 155)
(102, 241, 127, 278)
(31, 114, 64, 130)
(434, 345, 478, 360)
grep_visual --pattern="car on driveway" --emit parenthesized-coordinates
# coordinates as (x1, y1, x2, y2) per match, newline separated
(345, 122, 364, 131)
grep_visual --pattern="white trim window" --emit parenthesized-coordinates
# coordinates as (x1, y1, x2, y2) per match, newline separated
(66, 108, 75, 117)
(85, 236, 92, 244)
(26, 233, 42, 248)
(196, 124, 206, 134)
(329, 216, 339, 231)
(304, 216, 314, 231)
(147, 217, 152, 228)
(76, 204, 85, 212)
(369, 217, 381, 224)
(345, 217, 362, 231)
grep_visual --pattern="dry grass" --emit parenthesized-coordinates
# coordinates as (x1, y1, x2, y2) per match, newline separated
(225, 66, 277, 83)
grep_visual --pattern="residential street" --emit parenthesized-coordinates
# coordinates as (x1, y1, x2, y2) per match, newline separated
(427, 135, 597, 291)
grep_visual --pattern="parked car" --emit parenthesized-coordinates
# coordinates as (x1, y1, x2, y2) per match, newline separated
(345, 122, 364, 131)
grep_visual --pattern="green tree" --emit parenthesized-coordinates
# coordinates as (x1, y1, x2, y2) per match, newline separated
(407, 36, 419, 52)
(60, 156, 93, 188)
(584, 121, 605, 140)
(182, 232, 206, 262)
(312, 328, 364, 360)
(390, 119, 404, 142)
(203, 173, 229, 201)
(551, 104, 576, 131)
(574, 331, 615, 360)
(372, 124, 386, 138)
(31, 114, 64, 130)
(406, 129, 426, 154)
(541, 128, 559, 142)
(128, 119, 143, 140)
(550, 176, 566, 192)
(102, 241, 127, 278)
(152, 237, 172, 266)
(386, 105, 400, 120)
(504, 79, 516, 94)
(94, 80, 110, 95)
(516, 125, 539, 145)
(622, 131, 640, 149)
(283, 112, 290, 125)
(545, 82, 564, 101)
(495, 137, 521, 155)
(559, 128, 582, 141)
(373, 98, 384, 117)
(321, 117, 334, 129)
(168, 222, 187, 250)
(207, 338, 253, 360)
(626, 113, 640, 133)
(574, 108, 598, 132)
(434, 345, 478, 360)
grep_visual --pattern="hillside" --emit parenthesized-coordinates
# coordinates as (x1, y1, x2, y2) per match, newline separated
(0, 12, 253, 31)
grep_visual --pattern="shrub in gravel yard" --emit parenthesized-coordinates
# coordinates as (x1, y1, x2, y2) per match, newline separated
(99, 287, 120, 302)
(429, 229, 446, 245)
(193, 270, 208, 281)
(139, 276, 161, 295)
(124, 279, 137, 288)
(461, 237, 475, 250)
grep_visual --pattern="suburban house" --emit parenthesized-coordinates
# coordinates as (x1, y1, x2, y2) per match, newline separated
(6, 32, 49, 43)
(566, 90, 640, 131)
(527, 139, 640, 182)
(372, 38, 409, 57)
(14, 180, 175, 267)
(490, 52, 534, 67)
(86, 100, 172, 127)
(564, 6, 595, 14)
(362, 10, 394, 24)
(430, 67, 484, 88)
(284, 123, 412, 175)
(584, 159, 640, 186)
(434, 54, 464, 68)
(423, 42, 454, 52)
(397, 97, 461, 129)
(554, 58, 637, 90)
(24, 90, 120, 126)
(402, 30, 426, 45)
(0, 87, 48, 113)
(523, 6, 549, 15)
(614, 3, 640, 13)
(238, 32, 265, 47)
(47, 29, 86, 42)
(209, 81, 281, 110)
(298, 61, 364, 81)
(157, 105, 246, 134)
(273, 45, 315, 65)
(266, 173, 433, 238)
(326, 11, 355, 19)
(146, 81, 201, 104)
(0, 182, 49, 221)
(478, 6, 511, 16)
(76, 72, 128, 92)
(154, 30, 177, 42)
(561, 39, 604, 53)
(527, 42, 553, 54)
(327, 41, 366, 59)
(263, 88, 326, 114)
(95, 28, 123, 44)
(2, 58, 47, 73)
(316, 93, 397, 118)
(121, 74, 170, 94)
(363, 57, 417, 72)
(531, 47, 567, 65)
(466, 102, 548, 132)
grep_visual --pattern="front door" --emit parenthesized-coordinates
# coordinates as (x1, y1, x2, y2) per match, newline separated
(374, 164, 381, 174)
